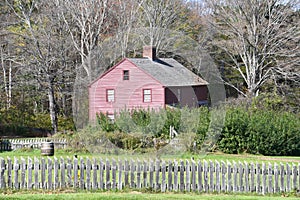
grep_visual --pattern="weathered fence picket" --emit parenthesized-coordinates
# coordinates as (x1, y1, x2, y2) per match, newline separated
(227, 161, 231, 192)
(168, 160, 172, 191)
(174, 160, 178, 191)
(198, 160, 202, 192)
(180, 160, 184, 192)
(203, 160, 208, 192)
(156, 159, 160, 191)
(0, 157, 298, 194)
(118, 159, 123, 190)
(221, 161, 225, 192)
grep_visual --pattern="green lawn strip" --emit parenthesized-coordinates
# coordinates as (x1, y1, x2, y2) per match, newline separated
(0, 191, 299, 200)
(1, 149, 299, 164)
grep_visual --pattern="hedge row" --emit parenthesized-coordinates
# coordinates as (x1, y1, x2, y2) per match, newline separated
(96, 105, 300, 156)
(217, 107, 300, 156)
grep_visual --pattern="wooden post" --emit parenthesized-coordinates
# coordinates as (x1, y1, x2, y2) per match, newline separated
(274, 163, 279, 193)
(106, 159, 111, 190)
(118, 159, 123, 190)
(7, 157, 12, 188)
(34, 157, 39, 189)
(143, 160, 147, 188)
(60, 157, 66, 188)
(168, 160, 172, 191)
(20, 157, 26, 189)
(250, 162, 255, 192)
(130, 159, 135, 188)
(186, 160, 190, 192)
(0, 158, 5, 189)
(174, 160, 178, 192)
(262, 162, 267, 195)
(124, 159, 129, 187)
(80, 158, 85, 189)
(244, 161, 249, 193)
(221, 161, 226, 192)
(280, 163, 284, 192)
(227, 161, 232, 192)
(161, 160, 166, 192)
(233, 161, 237, 192)
(268, 163, 273, 193)
(112, 159, 116, 190)
(239, 161, 243, 192)
(48, 157, 53, 190)
(216, 161, 220, 193)
(292, 164, 297, 191)
(28, 157, 33, 189)
(41, 158, 46, 189)
(180, 160, 184, 192)
(286, 163, 291, 192)
(137, 160, 141, 189)
(209, 160, 214, 192)
(86, 158, 91, 190)
(14, 157, 19, 189)
(191, 160, 196, 192)
(155, 159, 160, 191)
(198, 160, 202, 192)
(66, 157, 72, 188)
(92, 158, 97, 190)
(99, 159, 104, 190)
(204, 160, 208, 192)
(73, 158, 78, 188)
(54, 157, 59, 190)
(256, 163, 261, 194)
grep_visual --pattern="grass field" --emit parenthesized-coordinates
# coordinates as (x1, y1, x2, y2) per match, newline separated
(0, 190, 299, 200)
(1, 149, 299, 164)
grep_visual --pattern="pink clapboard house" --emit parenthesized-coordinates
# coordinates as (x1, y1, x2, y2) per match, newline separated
(88, 46, 208, 121)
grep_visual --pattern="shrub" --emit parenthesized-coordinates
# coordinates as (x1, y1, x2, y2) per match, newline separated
(217, 107, 250, 154)
(217, 105, 300, 156)
(247, 110, 300, 156)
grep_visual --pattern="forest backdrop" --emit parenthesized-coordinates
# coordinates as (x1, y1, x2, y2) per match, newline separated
(0, 0, 299, 137)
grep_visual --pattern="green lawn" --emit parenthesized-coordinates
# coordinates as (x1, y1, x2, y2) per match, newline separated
(0, 191, 299, 200)
(1, 149, 299, 165)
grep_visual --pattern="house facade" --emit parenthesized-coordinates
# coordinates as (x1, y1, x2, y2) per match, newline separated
(88, 46, 208, 121)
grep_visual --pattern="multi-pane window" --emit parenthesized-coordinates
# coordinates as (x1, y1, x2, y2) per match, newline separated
(106, 89, 115, 102)
(123, 70, 129, 80)
(143, 89, 151, 102)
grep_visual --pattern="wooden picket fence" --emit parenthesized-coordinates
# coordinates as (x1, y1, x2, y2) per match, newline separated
(0, 138, 67, 151)
(0, 157, 299, 194)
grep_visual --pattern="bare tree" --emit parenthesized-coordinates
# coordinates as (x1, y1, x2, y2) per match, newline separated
(207, 0, 300, 97)
(6, 0, 74, 133)
(137, 0, 187, 51)
(0, 1, 18, 109)
(59, 0, 113, 83)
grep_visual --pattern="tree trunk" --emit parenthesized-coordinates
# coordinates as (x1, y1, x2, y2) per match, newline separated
(48, 77, 58, 134)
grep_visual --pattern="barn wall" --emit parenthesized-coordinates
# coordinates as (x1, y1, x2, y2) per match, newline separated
(89, 59, 165, 121)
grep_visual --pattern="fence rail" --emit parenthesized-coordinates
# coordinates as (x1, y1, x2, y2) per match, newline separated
(0, 157, 299, 194)
(0, 138, 67, 151)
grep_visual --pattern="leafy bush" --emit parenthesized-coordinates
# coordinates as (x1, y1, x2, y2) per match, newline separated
(217, 105, 300, 156)
(93, 102, 299, 156)
(96, 112, 115, 132)
(217, 107, 250, 154)
(247, 110, 300, 156)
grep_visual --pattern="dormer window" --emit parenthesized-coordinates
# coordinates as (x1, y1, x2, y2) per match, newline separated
(123, 70, 129, 80)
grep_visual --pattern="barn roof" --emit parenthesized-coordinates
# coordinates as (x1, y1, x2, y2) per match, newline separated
(128, 58, 208, 87)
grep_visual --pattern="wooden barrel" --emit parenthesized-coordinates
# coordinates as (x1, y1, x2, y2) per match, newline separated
(41, 142, 54, 156)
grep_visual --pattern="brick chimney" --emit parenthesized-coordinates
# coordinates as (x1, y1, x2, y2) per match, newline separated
(143, 46, 156, 60)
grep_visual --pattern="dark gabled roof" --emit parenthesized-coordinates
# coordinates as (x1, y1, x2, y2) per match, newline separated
(128, 58, 208, 87)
